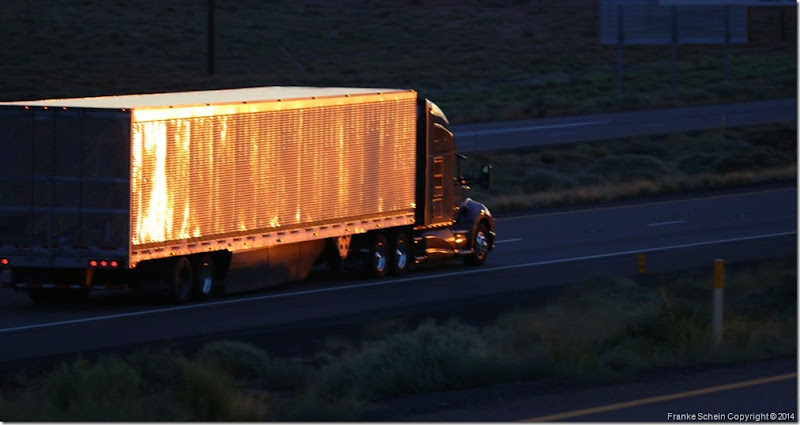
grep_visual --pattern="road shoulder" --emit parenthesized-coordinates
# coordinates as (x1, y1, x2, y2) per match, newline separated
(366, 356, 797, 422)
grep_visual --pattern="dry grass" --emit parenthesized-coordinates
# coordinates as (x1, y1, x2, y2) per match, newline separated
(464, 123, 797, 212)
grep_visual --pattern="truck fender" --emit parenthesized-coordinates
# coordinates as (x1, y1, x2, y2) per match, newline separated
(455, 198, 495, 251)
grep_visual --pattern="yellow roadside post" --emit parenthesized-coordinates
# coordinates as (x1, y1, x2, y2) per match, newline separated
(637, 253, 647, 274)
(712, 259, 725, 345)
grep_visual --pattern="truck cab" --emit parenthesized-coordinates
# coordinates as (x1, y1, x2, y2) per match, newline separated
(413, 98, 495, 265)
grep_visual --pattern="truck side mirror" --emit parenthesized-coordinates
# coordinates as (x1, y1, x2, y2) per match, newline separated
(479, 164, 492, 189)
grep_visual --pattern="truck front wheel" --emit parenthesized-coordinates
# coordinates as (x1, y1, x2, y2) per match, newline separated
(463, 223, 490, 266)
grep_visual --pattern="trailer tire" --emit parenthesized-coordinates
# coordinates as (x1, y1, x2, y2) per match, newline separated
(192, 255, 215, 301)
(463, 222, 490, 266)
(390, 232, 410, 275)
(169, 257, 193, 304)
(365, 233, 389, 279)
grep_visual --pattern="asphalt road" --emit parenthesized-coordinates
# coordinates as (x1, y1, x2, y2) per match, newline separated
(0, 187, 795, 365)
(453, 98, 797, 151)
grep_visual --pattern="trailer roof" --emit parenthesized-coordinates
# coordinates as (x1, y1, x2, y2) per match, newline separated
(0, 86, 412, 109)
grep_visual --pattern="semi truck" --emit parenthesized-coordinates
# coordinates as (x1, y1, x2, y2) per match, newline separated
(0, 87, 494, 303)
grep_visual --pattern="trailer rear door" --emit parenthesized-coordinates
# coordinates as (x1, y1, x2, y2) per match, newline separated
(0, 107, 131, 267)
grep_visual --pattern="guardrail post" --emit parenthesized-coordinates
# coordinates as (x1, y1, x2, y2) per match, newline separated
(712, 259, 725, 345)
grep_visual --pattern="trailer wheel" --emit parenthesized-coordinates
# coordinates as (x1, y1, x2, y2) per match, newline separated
(463, 222, 490, 266)
(390, 232, 410, 275)
(192, 255, 214, 301)
(365, 233, 389, 279)
(169, 257, 193, 304)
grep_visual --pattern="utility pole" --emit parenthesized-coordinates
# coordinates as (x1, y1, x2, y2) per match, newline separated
(207, 0, 215, 75)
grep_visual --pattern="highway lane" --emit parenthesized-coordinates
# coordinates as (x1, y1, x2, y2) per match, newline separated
(498, 187, 796, 267)
(453, 98, 797, 151)
(0, 187, 795, 364)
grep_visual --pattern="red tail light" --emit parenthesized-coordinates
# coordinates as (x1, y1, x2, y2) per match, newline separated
(0, 258, 8, 265)
(89, 259, 120, 268)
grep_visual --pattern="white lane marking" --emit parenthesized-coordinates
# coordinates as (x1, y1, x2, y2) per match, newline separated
(495, 238, 523, 244)
(457, 120, 607, 137)
(647, 220, 687, 227)
(0, 230, 794, 335)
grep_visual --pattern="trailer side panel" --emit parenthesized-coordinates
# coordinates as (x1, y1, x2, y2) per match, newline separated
(130, 91, 417, 264)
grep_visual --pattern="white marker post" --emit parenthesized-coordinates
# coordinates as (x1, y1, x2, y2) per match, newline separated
(712, 259, 725, 345)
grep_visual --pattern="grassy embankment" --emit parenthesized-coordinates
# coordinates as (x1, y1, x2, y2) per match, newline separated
(1, 257, 795, 421)
(466, 122, 797, 213)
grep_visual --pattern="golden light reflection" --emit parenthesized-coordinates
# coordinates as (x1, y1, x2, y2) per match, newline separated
(130, 94, 417, 248)
(132, 121, 169, 244)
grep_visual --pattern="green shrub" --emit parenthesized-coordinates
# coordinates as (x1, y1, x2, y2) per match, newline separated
(196, 340, 309, 391)
(598, 344, 644, 378)
(315, 320, 488, 399)
(0, 350, 267, 422)
(481, 313, 555, 381)
(177, 361, 265, 421)
(727, 261, 798, 320)
(126, 348, 185, 387)
(196, 340, 272, 379)
(1, 356, 148, 421)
